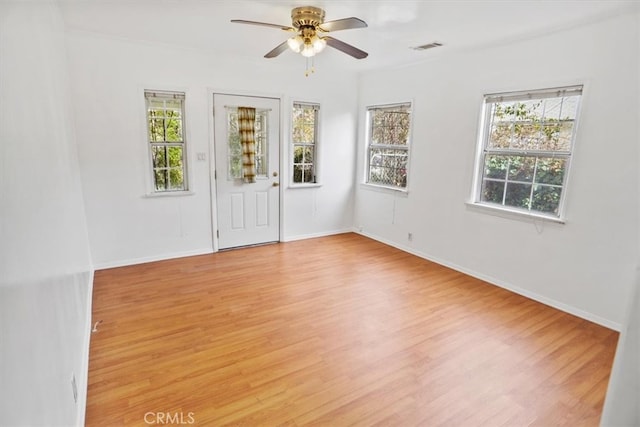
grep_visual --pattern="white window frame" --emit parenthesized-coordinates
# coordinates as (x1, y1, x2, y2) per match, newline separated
(365, 102, 412, 191)
(291, 102, 320, 186)
(470, 85, 583, 221)
(145, 90, 189, 193)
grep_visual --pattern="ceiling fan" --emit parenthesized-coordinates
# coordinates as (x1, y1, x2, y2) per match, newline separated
(231, 6, 368, 60)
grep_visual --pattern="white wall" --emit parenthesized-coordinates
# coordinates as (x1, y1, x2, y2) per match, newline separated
(0, 1, 93, 425)
(65, 33, 358, 268)
(601, 272, 640, 425)
(601, 11, 640, 424)
(354, 11, 639, 328)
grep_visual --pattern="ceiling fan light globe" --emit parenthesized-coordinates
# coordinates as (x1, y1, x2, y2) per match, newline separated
(301, 44, 316, 57)
(313, 37, 326, 53)
(287, 36, 303, 53)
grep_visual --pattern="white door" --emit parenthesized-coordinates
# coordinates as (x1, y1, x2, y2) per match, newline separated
(213, 94, 280, 249)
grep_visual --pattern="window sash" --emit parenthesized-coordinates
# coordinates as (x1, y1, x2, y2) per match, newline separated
(479, 152, 569, 215)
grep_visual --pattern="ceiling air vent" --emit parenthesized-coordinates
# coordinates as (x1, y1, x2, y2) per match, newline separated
(411, 42, 443, 51)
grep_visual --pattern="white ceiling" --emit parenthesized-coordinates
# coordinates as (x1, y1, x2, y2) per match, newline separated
(59, 0, 639, 72)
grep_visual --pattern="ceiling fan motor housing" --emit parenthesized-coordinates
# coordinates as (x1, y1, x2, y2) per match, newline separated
(291, 6, 325, 29)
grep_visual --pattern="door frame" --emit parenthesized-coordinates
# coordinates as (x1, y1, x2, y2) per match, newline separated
(207, 89, 284, 252)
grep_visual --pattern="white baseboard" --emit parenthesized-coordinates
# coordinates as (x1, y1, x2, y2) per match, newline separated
(281, 228, 354, 243)
(94, 231, 355, 269)
(355, 229, 621, 332)
(94, 248, 214, 270)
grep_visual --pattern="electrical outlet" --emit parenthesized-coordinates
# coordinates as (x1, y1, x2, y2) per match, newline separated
(408, 232, 413, 242)
(71, 373, 78, 404)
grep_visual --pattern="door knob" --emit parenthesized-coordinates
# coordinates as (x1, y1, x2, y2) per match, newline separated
(272, 182, 280, 187)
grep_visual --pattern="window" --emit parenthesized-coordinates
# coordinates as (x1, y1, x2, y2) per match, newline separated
(226, 107, 269, 180)
(473, 85, 582, 218)
(145, 90, 188, 192)
(366, 103, 412, 189)
(292, 102, 319, 184)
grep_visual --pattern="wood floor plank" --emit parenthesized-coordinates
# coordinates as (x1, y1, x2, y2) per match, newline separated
(85, 233, 618, 426)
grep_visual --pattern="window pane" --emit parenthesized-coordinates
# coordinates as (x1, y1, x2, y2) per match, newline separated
(559, 96, 580, 120)
(532, 185, 562, 214)
(154, 170, 167, 191)
(152, 146, 167, 168)
(484, 155, 508, 179)
(255, 111, 268, 177)
(168, 167, 184, 190)
(293, 165, 303, 183)
(165, 117, 183, 142)
(543, 98, 563, 121)
(555, 121, 574, 151)
(492, 102, 516, 123)
(168, 146, 183, 168)
(229, 156, 242, 180)
(256, 155, 267, 177)
(149, 119, 165, 142)
(508, 156, 535, 182)
(539, 123, 561, 151)
(518, 100, 544, 120)
(227, 113, 242, 180)
(488, 122, 512, 149)
(535, 158, 566, 185)
(504, 183, 532, 209)
(512, 122, 542, 150)
(304, 147, 314, 165)
(302, 165, 314, 183)
(481, 180, 504, 204)
(292, 106, 316, 144)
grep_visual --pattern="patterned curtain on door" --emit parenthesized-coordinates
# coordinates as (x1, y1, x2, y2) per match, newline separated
(238, 106, 257, 183)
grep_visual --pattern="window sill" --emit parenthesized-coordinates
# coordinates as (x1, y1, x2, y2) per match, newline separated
(143, 191, 195, 198)
(360, 183, 409, 196)
(288, 183, 322, 189)
(465, 201, 565, 224)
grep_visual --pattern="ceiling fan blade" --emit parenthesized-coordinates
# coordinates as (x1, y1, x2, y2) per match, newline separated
(264, 41, 290, 58)
(318, 17, 367, 32)
(231, 19, 295, 32)
(324, 36, 368, 59)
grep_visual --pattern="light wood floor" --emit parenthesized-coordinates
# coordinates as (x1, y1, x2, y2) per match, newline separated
(86, 233, 618, 426)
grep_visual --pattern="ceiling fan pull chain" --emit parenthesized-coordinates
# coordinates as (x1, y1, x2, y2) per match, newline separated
(304, 57, 316, 77)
